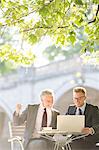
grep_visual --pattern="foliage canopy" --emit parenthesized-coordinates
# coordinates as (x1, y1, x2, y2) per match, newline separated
(0, 0, 99, 65)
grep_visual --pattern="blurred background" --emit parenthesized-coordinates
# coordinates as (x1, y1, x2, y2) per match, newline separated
(0, 50, 99, 149)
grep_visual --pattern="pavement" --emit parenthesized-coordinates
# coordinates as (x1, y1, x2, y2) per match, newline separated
(0, 138, 10, 150)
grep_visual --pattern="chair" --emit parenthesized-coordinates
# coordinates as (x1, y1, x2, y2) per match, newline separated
(8, 121, 25, 150)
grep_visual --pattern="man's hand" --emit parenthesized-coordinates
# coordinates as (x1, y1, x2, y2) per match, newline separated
(16, 104, 22, 115)
(81, 127, 94, 135)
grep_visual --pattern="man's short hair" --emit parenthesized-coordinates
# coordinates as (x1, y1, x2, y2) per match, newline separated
(40, 89, 54, 98)
(73, 87, 86, 96)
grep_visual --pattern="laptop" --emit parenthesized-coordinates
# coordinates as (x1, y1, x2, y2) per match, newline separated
(57, 115, 85, 133)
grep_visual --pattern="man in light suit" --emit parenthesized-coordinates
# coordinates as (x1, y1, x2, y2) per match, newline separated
(13, 89, 60, 150)
(66, 87, 99, 150)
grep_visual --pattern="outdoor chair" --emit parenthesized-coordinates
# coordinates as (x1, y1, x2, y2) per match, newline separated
(8, 121, 25, 150)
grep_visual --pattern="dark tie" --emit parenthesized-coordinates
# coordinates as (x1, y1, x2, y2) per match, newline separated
(78, 108, 82, 115)
(42, 108, 47, 127)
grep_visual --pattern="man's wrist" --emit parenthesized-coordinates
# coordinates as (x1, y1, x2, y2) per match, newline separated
(90, 128, 95, 135)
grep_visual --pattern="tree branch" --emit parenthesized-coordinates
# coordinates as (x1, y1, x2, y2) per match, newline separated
(22, 25, 69, 32)
(1, 0, 54, 27)
(88, 4, 99, 24)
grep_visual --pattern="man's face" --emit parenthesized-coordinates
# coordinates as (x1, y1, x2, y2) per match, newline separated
(73, 92, 86, 107)
(41, 95, 53, 108)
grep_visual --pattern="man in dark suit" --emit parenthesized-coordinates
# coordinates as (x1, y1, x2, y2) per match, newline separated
(13, 89, 60, 150)
(66, 86, 99, 150)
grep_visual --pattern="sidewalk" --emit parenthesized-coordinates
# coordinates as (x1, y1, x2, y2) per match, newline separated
(0, 138, 10, 150)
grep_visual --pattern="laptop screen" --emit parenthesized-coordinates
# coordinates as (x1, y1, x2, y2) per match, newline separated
(57, 115, 85, 133)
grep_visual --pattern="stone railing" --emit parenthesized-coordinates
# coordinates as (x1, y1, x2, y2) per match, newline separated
(0, 56, 99, 90)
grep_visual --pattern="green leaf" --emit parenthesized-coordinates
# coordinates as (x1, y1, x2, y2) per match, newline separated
(28, 34, 37, 44)
(75, 0, 83, 5)
(68, 35, 76, 44)
(0, 22, 3, 26)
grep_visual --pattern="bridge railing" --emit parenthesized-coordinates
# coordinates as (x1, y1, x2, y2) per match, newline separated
(0, 56, 99, 90)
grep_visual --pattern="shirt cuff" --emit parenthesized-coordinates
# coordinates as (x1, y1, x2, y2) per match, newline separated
(90, 128, 95, 135)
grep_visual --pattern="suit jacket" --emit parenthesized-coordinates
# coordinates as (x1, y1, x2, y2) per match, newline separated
(13, 104, 60, 149)
(66, 103, 99, 144)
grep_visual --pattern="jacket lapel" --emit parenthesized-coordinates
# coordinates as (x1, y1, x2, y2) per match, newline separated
(84, 103, 89, 126)
(51, 110, 57, 129)
(30, 105, 39, 129)
(71, 106, 77, 115)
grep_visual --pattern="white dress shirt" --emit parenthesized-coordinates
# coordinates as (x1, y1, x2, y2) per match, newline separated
(76, 102, 86, 115)
(33, 104, 52, 137)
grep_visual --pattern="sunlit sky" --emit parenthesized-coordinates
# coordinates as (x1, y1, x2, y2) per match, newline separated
(32, 36, 53, 67)
(8, 27, 53, 68)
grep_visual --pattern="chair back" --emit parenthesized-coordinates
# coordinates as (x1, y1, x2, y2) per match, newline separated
(8, 121, 26, 150)
(8, 121, 25, 138)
